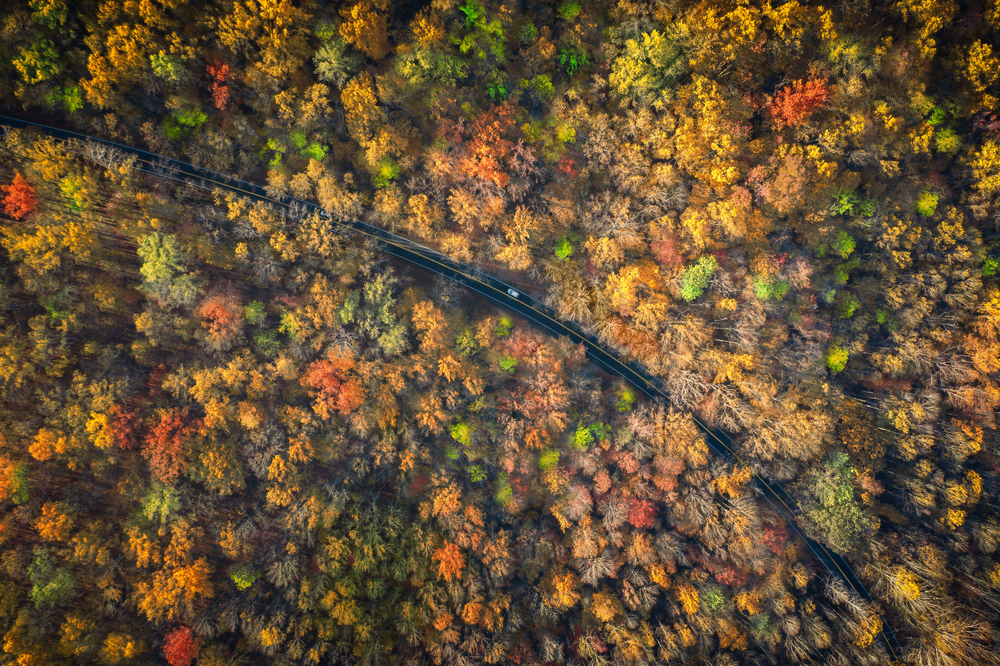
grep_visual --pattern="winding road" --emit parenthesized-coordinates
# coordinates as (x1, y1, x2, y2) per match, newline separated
(0, 114, 902, 659)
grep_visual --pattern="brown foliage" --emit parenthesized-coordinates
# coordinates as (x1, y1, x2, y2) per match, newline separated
(522, 371, 570, 431)
(109, 404, 142, 450)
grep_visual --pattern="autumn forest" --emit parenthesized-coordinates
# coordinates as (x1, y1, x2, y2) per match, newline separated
(1, 0, 1000, 664)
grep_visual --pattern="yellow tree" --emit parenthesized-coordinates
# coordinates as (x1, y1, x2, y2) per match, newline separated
(970, 140, 1000, 196)
(341, 73, 386, 147)
(432, 540, 465, 582)
(540, 570, 581, 611)
(412, 300, 448, 353)
(406, 194, 444, 238)
(895, 0, 958, 60)
(215, 0, 312, 81)
(83, 23, 153, 109)
(134, 558, 214, 622)
(35, 502, 73, 541)
(340, 1, 391, 61)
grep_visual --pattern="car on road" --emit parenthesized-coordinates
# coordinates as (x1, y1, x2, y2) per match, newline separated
(507, 288, 519, 298)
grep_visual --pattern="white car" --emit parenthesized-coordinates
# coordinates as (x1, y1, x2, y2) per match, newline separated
(319, 210, 330, 218)
(507, 288, 519, 298)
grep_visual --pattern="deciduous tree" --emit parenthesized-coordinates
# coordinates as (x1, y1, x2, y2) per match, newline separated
(2, 174, 37, 219)
(770, 79, 830, 129)
(163, 627, 197, 666)
(143, 408, 199, 484)
(301, 349, 365, 418)
(340, 1, 390, 61)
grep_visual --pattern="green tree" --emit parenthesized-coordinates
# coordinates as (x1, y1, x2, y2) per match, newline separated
(244, 301, 266, 325)
(313, 38, 361, 87)
(571, 424, 595, 451)
(554, 236, 574, 261)
(141, 484, 181, 524)
(230, 564, 261, 590)
(796, 452, 869, 554)
(28, 548, 75, 608)
(149, 52, 183, 82)
(680, 255, 718, 301)
(451, 421, 473, 447)
(137, 233, 198, 306)
(827, 346, 848, 373)
(29, 0, 68, 29)
(14, 39, 62, 84)
(557, 0, 582, 20)
(539, 450, 560, 471)
(254, 330, 281, 356)
(916, 191, 938, 217)
(615, 386, 635, 412)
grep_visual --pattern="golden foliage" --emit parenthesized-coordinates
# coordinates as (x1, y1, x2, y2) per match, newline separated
(340, 1, 390, 60)
(647, 563, 672, 589)
(675, 583, 700, 615)
(734, 590, 762, 615)
(412, 300, 448, 353)
(717, 618, 748, 651)
(970, 140, 1000, 195)
(854, 608, 883, 648)
(590, 590, 622, 623)
(411, 9, 445, 47)
(322, 582, 359, 626)
(543, 571, 581, 610)
(85, 411, 114, 449)
(432, 540, 465, 582)
(713, 465, 754, 498)
(30, 427, 73, 461)
(134, 558, 214, 622)
(461, 601, 482, 625)
(35, 502, 73, 541)
(431, 483, 461, 517)
(100, 633, 144, 664)
(58, 613, 95, 657)
(127, 528, 160, 569)
(341, 73, 385, 144)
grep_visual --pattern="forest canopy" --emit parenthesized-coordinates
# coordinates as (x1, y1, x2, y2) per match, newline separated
(1, 0, 1000, 665)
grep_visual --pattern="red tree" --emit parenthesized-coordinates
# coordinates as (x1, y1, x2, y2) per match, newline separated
(163, 627, 197, 666)
(143, 408, 199, 483)
(651, 231, 683, 268)
(459, 103, 519, 188)
(627, 498, 657, 529)
(301, 350, 365, 419)
(555, 153, 577, 179)
(759, 522, 788, 555)
(975, 112, 1000, 138)
(206, 60, 231, 114)
(196, 286, 242, 350)
(109, 404, 142, 450)
(2, 173, 38, 220)
(770, 78, 830, 128)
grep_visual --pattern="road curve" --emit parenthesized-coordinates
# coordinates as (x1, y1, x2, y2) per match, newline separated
(0, 114, 902, 659)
